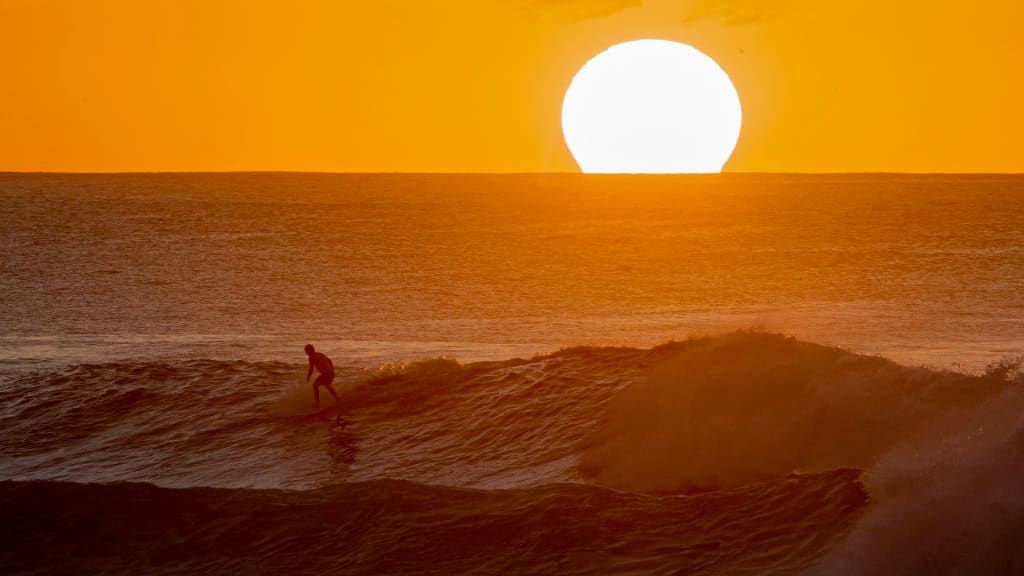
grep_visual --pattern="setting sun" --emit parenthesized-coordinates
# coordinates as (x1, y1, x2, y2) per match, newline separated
(561, 39, 742, 174)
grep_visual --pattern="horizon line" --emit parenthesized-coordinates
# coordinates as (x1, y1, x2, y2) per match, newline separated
(3, 170, 1024, 177)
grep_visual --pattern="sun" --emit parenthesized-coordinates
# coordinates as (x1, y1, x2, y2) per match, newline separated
(562, 39, 742, 174)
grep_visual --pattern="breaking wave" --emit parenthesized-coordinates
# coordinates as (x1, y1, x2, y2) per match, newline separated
(2, 332, 1022, 574)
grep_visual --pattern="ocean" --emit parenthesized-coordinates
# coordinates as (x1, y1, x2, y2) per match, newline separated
(1, 173, 1023, 574)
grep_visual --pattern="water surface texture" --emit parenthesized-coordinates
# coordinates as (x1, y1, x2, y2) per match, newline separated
(1, 173, 1023, 575)
(3, 173, 1022, 370)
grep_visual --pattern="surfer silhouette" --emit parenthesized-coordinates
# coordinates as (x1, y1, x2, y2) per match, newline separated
(305, 344, 340, 410)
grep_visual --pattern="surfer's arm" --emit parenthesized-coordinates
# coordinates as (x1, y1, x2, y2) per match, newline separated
(306, 362, 314, 382)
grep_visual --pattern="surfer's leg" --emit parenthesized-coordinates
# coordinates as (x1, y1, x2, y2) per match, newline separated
(312, 381, 321, 409)
(320, 373, 340, 405)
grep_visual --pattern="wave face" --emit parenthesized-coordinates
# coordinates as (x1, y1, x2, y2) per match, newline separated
(0, 351, 648, 490)
(2, 332, 1023, 574)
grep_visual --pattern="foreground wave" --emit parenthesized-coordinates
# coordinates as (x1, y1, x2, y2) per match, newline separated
(1, 470, 865, 576)
(1, 332, 1022, 574)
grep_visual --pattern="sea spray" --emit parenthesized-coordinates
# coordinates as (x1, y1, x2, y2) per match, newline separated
(578, 333, 1011, 490)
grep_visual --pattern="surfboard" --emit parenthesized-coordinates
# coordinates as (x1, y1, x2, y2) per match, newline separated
(302, 403, 343, 419)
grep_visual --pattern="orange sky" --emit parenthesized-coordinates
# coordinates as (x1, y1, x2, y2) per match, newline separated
(2, 0, 1022, 172)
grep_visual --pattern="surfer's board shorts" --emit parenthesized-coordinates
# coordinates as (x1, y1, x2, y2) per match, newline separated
(314, 373, 335, 386)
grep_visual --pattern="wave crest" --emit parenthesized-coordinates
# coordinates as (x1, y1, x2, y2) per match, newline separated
(579, 332, 1018, 490)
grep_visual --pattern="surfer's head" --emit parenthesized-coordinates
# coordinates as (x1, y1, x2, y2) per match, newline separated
(304, 344, 315, 356)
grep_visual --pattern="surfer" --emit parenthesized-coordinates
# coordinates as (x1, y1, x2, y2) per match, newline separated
(305, 344, 340, 409)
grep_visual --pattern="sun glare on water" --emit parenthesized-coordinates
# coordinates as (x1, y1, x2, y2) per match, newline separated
(562, 39, 743, 174)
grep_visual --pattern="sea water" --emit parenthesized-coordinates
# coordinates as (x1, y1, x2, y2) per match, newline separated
(1, 173, 1022, 574)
